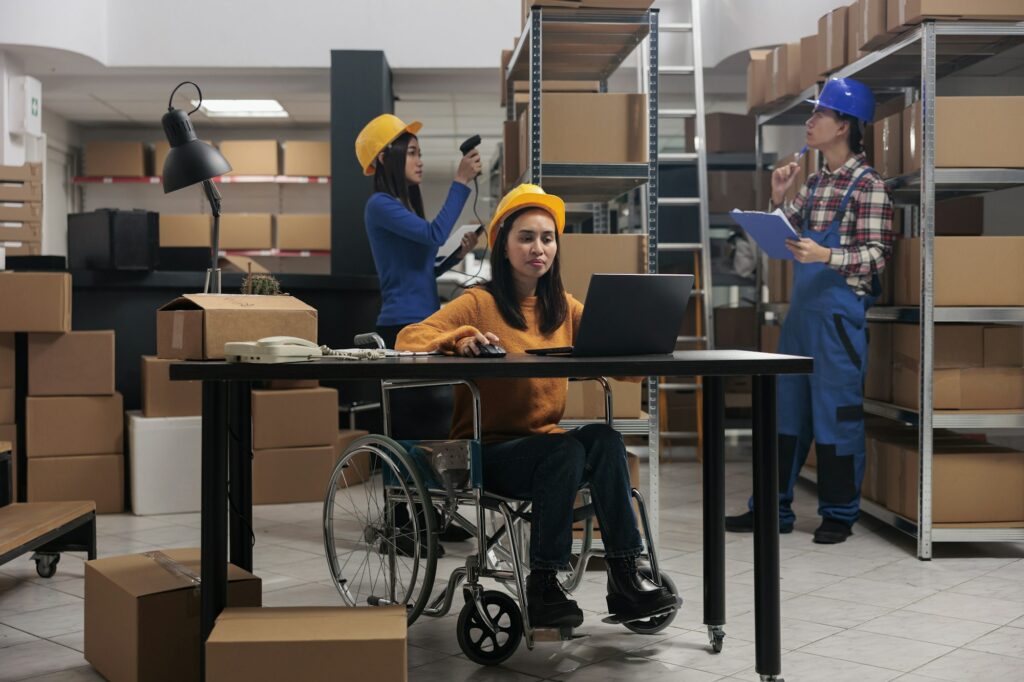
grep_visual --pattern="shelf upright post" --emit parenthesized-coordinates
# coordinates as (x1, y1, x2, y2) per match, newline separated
(917, 21, 938, 561)
(530, 8, 543, 185)
(645, 7, 661, 545)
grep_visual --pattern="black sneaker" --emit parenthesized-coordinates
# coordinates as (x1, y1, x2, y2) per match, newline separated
(605, 556, 680, 622)
(527, 570, 584, 628)
(813, 518, 853, 544)
(438, 524, 474, 543)
(724, 511, 793, 534)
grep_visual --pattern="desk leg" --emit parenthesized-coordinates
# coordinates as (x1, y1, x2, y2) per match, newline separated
(228, 382, 253, 572)
(200, 380, 229, 679)
(752, 375, 782, 680)
(701, 375, 726, 651)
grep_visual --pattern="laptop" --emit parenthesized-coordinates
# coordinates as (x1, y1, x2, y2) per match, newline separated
(526, 273, 694, 356)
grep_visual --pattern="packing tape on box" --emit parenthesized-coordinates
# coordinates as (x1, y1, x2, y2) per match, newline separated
(143, 551, 201, 586)
(172, 310, 185, 350)
(826, 12, 833, 70)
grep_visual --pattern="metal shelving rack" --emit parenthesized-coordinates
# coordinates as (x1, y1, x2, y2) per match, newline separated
(507, 3, 712, 539)
(751, 21, 1024, 559)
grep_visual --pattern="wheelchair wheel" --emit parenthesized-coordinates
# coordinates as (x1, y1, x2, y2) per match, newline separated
(457, 590, 523, 666)
(622, 571, 679, 635)
(323, 435, 437, 625)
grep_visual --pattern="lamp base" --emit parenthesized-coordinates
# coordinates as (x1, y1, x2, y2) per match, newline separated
(203, 267, 223, 294)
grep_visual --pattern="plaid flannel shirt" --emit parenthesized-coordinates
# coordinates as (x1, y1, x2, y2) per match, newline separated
(781, 153, 895, 296)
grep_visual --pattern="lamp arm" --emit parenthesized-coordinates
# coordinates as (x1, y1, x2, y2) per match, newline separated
(202, 179, 223, 294)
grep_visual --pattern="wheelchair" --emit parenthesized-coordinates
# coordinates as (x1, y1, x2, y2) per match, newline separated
(321, 334, 680, 666)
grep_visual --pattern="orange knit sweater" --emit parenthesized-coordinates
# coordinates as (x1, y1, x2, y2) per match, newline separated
(395, 287, 584, 443)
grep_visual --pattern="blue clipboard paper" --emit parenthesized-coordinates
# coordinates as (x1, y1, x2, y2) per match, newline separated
(729, 209, 800, 260)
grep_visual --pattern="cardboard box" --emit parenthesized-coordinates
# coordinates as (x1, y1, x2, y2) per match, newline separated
(84, 141, 147, 177)
(502, 120, 520, 192)
(846, 0, 866, 64)
(156, 293, 318, 361)
(747, 49, 772, 113)
(563, 378, 642, 420)
(0, 201, 41, 222)
(934, 196, 983, 236)
(219, 214, 273, 250)
(893, 323, 983, 370)
(275, 215, 330, 252)
(251, 387, 339, 450)
(707, 171, 766, 212)
(903, 98, 1024, 173)
(28, 331, 115, 396)
(0, 220, 41, 243)
(768, 42, 802, 103)
(28, 454, 123, 513)
(249, 254, 330, 276)
(818, 6, 849, 75)
(663, 389, 697, 433)
(86, 548, 262, 682)
(0, 272, 71, 332)
(865, 322, 893, 402)
(332, 429, 372, 488)
(159, 214, 211, 248)
(218, 140, 279, 176)
(684, 113, 756, 154)
(0, 179, 41, 202)
(521, 0, 654, 23)
(2, 241, 41, 256)
(0, 162, 42, 183)
(524, 94, 647, 164)
(0, 387, 12, 423)
(860, 0, 891, 49)
(894, 237, 1024, 306)
(760, 324, 781, 353)
(0, 423, 15, 489)
(889, 0, 1024, 31)
(715, 307, 757, 351)
(893, 363, 1024, 410)
(902, 444, 1024, 523)
(0, 333, 12, 388)
(252, 445, 335, 504)
(142, 356, 202, 418)
(984, 326, 1024, 368)
(27, 394, 124, 457)
(872, 112, 902, 179)
(128, 412, 201, 515)
(206, 606, 406, 682)
(766, 258, 794, 303)
(799, 34, 821, 91)
(282, 141, 330, 176)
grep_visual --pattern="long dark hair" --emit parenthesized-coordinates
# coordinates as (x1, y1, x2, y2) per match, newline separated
(839, 113, 865, 154)
(372, 132, 425, 218)
(485, 207, 568, 336)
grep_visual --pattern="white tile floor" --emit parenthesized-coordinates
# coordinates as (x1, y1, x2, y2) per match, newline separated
(2, 457, 1023, 682)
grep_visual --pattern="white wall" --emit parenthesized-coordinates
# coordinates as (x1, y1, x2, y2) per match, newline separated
(41, 109, 79, 256)
(0, 51, 26, 165)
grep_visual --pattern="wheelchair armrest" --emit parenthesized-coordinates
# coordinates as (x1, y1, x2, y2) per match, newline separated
(381, 378, 484, 442)
(568, 377, 613, 426)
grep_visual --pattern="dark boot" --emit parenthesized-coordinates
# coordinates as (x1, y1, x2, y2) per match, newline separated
(605, 556, 680, 622)
(526, 570, 584, 628)
(725, 511, 793, 534)
(813, 518, 853, 544)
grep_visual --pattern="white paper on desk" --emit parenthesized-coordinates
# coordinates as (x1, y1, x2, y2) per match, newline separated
(436, 224, 481, 264)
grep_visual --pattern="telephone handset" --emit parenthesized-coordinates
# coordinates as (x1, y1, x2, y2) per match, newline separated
(224, 336, 322, 363)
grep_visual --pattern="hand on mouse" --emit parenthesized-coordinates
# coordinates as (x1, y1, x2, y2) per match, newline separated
(458, 331, 500, 357)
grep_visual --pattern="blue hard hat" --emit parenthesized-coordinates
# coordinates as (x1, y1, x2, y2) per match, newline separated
(805, 77, 876, 123)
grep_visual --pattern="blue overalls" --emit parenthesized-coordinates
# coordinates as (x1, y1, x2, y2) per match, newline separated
(768, 168, 877, 527)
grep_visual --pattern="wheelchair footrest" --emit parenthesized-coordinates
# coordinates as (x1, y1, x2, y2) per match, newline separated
(600, 605, 679, 625)
(532, 626, 585, 642)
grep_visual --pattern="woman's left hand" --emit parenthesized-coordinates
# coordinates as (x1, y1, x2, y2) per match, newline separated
(458, 230, 480, 258)
(785, 238, 832, 264)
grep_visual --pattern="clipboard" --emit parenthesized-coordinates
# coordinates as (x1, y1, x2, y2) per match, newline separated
(729, 209, 800, 260)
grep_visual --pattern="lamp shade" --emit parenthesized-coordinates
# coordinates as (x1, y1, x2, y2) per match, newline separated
(161, 107, 231, 192)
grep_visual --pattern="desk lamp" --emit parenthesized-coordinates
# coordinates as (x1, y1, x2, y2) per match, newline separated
(161, 81, 232, 293)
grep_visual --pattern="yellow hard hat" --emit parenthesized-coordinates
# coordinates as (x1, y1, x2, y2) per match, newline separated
(487, 184, 566, 248)
(354, 114, 423, 176)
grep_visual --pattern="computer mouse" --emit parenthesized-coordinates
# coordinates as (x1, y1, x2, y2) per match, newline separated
(477, 343, 507, 358)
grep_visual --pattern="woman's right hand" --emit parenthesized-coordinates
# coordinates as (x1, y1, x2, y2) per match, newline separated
(457, 331, 500, 356)
(771, 162, 800, 206)
(456, 149, 482, 186)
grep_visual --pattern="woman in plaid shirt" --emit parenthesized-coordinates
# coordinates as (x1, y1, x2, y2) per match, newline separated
(728, 78, 895, 544)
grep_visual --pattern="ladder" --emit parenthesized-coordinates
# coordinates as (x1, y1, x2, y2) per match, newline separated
(640, 0, 713, 451)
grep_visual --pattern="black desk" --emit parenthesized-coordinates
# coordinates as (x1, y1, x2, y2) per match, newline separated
(172, 350, 812, 681)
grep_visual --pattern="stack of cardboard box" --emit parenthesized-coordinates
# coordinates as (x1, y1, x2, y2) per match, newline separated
(0, 334, 14, 489)
(26, 329, 124, 513)
(128, 356, 203, 515)
(0, 163, 43, 258)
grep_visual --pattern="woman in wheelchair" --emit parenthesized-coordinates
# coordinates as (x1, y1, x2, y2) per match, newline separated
(396, 184, 679, 628)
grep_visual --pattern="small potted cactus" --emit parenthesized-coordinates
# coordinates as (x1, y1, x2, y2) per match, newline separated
(241, 269, 281, 296)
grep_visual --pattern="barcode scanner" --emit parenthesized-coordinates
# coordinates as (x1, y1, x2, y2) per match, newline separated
(459, 134, 485, 236)
(460, 134, 482, 156)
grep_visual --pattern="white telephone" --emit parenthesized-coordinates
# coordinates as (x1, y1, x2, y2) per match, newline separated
(224, 336, 323, 364)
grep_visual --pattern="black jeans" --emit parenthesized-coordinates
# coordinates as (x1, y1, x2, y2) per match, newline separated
(482, 424, 644, 571)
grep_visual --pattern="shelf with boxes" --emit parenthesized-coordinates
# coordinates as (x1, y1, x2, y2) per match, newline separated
(0, 163, 44, 258)
(73, 139, 332, 275)
(749, 10, 1024, 558)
